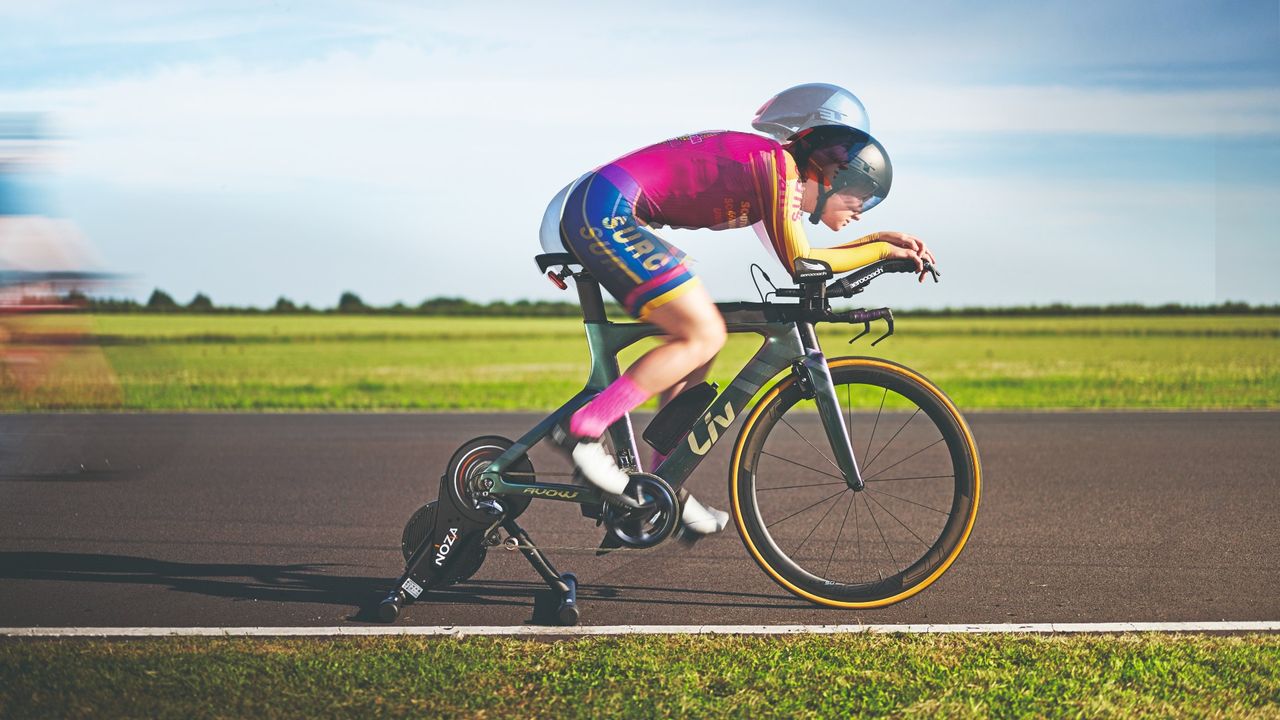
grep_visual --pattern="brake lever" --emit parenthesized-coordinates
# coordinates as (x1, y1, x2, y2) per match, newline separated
(847, 308, 895, 345)
(923, 262, 941, 283)
(871, 313, 895, 346)
(849, 314, 871, 344)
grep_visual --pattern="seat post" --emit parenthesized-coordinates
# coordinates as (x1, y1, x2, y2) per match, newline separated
(575, 275, 608, 323)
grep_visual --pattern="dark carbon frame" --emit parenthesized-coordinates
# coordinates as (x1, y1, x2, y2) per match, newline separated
(479, 263, 866, 507)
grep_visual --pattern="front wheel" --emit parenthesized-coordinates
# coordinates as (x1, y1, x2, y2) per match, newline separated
(731, 357, 981, 608)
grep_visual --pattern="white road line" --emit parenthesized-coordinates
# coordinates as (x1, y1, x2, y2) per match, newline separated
(2, 622, 1278, 638)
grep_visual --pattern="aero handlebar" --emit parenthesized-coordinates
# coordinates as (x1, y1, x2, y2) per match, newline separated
(825, 258, 940, 298)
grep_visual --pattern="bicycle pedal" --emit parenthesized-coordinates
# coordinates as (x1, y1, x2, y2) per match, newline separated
(673, 525, 703, 548)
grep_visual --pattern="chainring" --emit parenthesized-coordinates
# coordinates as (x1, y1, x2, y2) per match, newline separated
(601, 472, 680, 549)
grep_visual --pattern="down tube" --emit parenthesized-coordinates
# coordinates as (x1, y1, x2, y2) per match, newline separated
(655, 321, 805, 491)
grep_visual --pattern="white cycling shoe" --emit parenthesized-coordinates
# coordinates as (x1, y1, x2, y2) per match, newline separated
(554, 425, 729, 534)
(569, 439, 631, 495)
(680, 493, 730, 535)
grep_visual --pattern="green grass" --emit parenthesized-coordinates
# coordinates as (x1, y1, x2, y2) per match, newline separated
(2, 314, 1278, 410)
(1, 634, 1277, 718)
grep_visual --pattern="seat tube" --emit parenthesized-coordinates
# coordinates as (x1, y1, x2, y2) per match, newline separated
(575, 275, 608, 324)
(583, 314, 650, 472)
(797, 323, 865, 491)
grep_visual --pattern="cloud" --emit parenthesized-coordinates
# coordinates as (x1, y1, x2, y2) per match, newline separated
(3, 39, 1274, 200)
(874, 84, 1280, 138)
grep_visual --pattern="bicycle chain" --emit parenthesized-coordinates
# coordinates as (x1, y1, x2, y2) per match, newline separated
(497, 534, 633, 555)
(471, 516, 634, 555)
(476, 469, 668, 555)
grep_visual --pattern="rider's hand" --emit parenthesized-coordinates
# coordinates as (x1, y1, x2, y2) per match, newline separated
(878, 231, 937, 273)
(884, 242, 939, 282)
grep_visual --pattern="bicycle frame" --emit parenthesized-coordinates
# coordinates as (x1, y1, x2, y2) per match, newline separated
(479, 273, 866, 507)
(378, 255, 924, 622)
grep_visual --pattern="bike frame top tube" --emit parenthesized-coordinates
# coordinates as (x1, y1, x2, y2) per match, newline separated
(482, 271, 865, 499)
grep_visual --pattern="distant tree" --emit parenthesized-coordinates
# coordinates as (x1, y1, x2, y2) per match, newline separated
(62, 289, 89, 307)
(146, 289, 179, 312)
(418, 296, 471, 315)
(337, 291, 367, 313)
(273, 296, 298, 313)
(187, 292, 215, 312)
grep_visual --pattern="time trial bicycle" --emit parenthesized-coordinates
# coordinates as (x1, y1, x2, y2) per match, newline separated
(378, 253, 981, 624)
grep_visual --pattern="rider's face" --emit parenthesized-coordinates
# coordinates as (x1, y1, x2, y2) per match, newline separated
(820, 191, 864, 231)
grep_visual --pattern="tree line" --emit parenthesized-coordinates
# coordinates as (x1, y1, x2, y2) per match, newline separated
(77, 290, 618, 317)
(61, 290, 1280, 317)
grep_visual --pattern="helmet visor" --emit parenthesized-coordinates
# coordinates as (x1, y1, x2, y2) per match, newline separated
(828, 141, 891, 212)
(833, 175, 886, 213)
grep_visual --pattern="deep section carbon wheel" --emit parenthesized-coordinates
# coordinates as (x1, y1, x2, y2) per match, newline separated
(731, 357, 980, 607)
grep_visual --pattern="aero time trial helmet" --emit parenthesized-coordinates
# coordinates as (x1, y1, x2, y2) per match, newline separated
(786, 125, 893, 224)
(752, 83, 870, 141)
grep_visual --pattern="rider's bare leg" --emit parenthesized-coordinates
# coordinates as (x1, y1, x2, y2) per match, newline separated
(626, 287, 730, 533)
(564, 285, 730, 533)
(569, 283, 725, 439)
(621, 284, 726, 394)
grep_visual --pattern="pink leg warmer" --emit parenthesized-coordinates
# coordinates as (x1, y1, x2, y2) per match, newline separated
(570, 375, 652, 439)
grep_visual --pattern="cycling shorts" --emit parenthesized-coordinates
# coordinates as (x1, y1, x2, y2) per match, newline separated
(560, 164, 699, 320)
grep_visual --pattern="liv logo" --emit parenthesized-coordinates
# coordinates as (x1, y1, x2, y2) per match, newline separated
(434, 528, 460, 567)
(688, 402, 736, 456)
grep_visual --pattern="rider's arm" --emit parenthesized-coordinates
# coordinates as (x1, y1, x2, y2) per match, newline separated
(803, 235, 896, 273)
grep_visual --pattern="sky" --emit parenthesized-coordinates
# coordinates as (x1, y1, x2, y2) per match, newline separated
(1, 0, 1277, 309)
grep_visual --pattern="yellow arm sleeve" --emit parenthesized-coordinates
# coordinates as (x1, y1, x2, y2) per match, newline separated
(803, 240, 896, 273)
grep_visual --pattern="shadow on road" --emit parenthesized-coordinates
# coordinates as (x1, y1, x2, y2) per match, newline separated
(0, 551, 384, 618)
(0, 551, 811, 626)
(431, 578, 812, 625)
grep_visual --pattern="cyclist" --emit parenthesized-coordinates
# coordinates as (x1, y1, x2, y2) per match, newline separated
(541, 85, 884, 469)
(549, 121, 936, 536)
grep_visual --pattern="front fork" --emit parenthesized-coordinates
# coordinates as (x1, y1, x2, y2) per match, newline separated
(794, 324, 865, 491)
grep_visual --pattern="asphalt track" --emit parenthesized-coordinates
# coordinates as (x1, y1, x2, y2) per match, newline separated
(1, 412, 1277, 628)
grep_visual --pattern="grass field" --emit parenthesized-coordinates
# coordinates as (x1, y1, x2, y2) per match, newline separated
(2, 313, 1278, 411)
(2, 634, 1277, 718)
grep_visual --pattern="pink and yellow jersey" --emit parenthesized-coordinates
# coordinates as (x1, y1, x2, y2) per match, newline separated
(560, 130, 891, 319)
